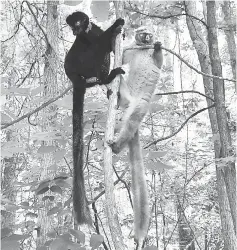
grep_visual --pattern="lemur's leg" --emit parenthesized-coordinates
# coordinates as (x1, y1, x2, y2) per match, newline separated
(128, 131, 149, 245)
(109, 93, 151, 154)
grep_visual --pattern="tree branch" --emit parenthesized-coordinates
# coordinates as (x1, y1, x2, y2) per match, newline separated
(125, 6, 208, 27)
(24, 1, 50, 47)
(1, 86, 72, 129)
(156, 90, 215, 102)
(124, 45, 236, 83)
(144, 104, 215, 148)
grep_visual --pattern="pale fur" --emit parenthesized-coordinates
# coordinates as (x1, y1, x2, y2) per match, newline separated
(109, 32, 162, 246)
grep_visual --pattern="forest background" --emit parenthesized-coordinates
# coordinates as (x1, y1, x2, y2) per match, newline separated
(1, 1, 236, 250)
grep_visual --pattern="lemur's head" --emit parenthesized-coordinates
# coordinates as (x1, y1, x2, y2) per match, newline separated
(66, 11, 91, 36)
(135, 27, 154, 45)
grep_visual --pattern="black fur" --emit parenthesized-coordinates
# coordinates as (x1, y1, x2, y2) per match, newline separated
(64, 11, 124, 224)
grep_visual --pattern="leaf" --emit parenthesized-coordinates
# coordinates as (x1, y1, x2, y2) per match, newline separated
(64, 0, 82, 6)
(35, 180, 50, 192)
(54, 174, 68, 180)
(90, 234, 104, 249)
(49, 238, 68, 250)
(95, 139, 104, 149)
(37, 247, 47, 250)
(5, 234, 30, 241)
(25, 212, 38, 218)
(37, 145, 56, 154)
(31, 86, 44, 96)
(147, 151, 167, 160)
(47, 207, 60, 216)
(8, 87, 30, 96)
(48, 164, 58, 171)
(47, 231, 57, 238)
(53, 149, 66, 162)
(36, 187, 49, 195)
(147, 160, 174, 171)
(64, 197, 72, 208)
(1, 227, 12, 237)
(149, 103, 164, 113)
(58, 209, 71, 217)
(67, 243, 84, 250)
(50, 186, 62, 195)
(54, 179, 70, 188)
(143, 246, 159, 250)
(42, 196, 55, 202)
(91, 0, 110, 22)
(20, 201, 29, 207)
(1, 113, 12, 123)
(32, 132, 62, 141)
(59, 233, 71, 241)
(1, 240, 20, 250)
(69, 229, 85, 244)
(44, 239, 53, 246)
(130, 13, 140, 20)
(85, 102, 104, 111)
(55, 95, 72, 109)
(4, 204, 18, 211)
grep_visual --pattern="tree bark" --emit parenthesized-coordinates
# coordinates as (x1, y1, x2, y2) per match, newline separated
(185, 1, 236, 249)
(36, 0, 59, 247)
(103, 1, 127, 249)
(177, 198, 195, 250)
(206, 1, 236, 231)
(221, 1, 236, 86)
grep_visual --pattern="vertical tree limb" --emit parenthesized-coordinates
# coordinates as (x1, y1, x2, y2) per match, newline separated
(103, 1, 127, 249)
(206, 1, 236, 248)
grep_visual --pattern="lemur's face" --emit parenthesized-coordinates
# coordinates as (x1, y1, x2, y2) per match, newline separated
(135, 32, 154, 45)
(66, 12, 89, 36)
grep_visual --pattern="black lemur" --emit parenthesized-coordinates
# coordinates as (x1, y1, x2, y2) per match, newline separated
(109, 27, 163, 248)
(64, 11, 125, 224)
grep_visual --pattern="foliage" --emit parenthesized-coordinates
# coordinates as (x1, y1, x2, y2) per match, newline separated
(1, 0, 235, 250)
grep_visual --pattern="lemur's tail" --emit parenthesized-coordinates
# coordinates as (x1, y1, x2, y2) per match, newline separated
(73, 88, 91, 224)
(128, 131, 149, 246)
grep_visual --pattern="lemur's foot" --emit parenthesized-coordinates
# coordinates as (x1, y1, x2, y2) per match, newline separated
(154, 41, 162, 51)
(107, 140, 120, 154)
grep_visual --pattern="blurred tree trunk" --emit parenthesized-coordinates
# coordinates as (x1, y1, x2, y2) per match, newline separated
(36, 0, 59, 247)
(185, 1, 236, 249)
(221, 1, 236, 86)
(1, 131, 17, 228)
(176, 198, 195, 250)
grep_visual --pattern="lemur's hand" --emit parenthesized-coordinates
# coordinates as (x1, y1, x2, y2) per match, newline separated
(114, 18, 125, 34)
(154, 41, 162, 51)
(114, 18, 125, 27)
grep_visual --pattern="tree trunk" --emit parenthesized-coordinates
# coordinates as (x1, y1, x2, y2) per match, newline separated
(103, 1, 127, 249)
(36, 0, 59, 247)
(1, 131, 17, 228)
(185, 1, 236, 249)
(206, 1, 236, 231)
(176, 198, 195, 250)
(221, 1, 236, 85)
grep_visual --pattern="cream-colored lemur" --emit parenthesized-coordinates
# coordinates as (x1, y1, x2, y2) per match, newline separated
(109, 27, 163, 247)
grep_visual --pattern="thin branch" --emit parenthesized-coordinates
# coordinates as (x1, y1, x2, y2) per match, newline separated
(16, 60, 37, 87)
(113, 165, 133, 208)
(124, 45, 236, 83)
(24, 1, 50, 46)
(1, 86, 72, 129)
(144, 104, 215, 148)
(125, 4, 208, 27)
(156, 90, 215, 102)
(90, 167, 129, 204)
(1, 3, 24, 42)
